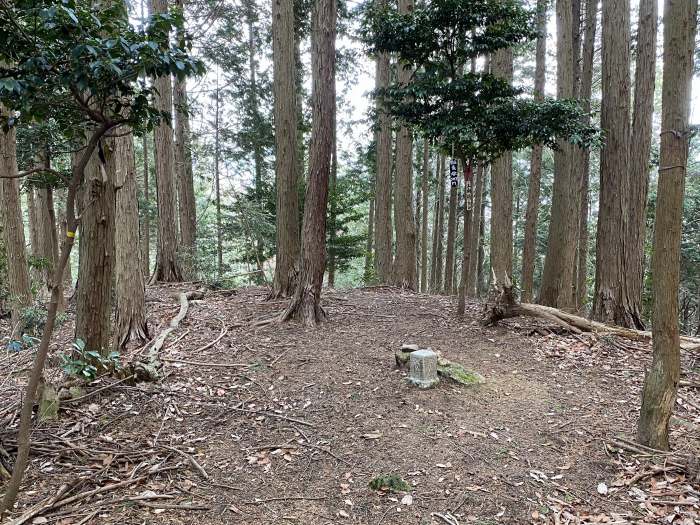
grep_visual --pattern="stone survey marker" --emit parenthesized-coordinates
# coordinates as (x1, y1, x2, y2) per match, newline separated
(409, 349, 439, 388)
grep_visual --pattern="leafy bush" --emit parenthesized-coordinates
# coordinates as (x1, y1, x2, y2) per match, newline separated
(60, 339, 121, 381)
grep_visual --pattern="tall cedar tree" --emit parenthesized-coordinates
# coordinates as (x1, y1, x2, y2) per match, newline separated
(149, 0, 183, 283)
(280, 0, 336, 325)
(638, 0, 698, 450)
(271, 0, 301, 297)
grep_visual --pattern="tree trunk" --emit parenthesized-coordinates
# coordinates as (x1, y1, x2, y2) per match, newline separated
(374, 0, 393, 284)
(149, 0, 182, 283)
(142, 134, 150, 277)
(539, 0, 579, 308)
(365, 185, 375, 282)
(56, 190, 73, 288)
(431, 155, 446, 293)
(477, 168, 488, 296)
(520, 0, 547, 303)
(271, 0, 301, 297)
(113, 128, 149, 348)
(174, 1, 196, 272)
(490, 48, 514, 286)
(75, 142, 115, 356)
(327, 108, 338, 287)
(392, 0, 417, 290)
(591, 0, 640, 327)
(574, 0, 598, 311)
(625, 0, 658, 318)
(420, 139, 429, 292)
(0, 122, 31, 331)
(638, 0, 698, 450)
(214, 82, 223, 277)
(444, 172, 458, 295)
(465, 163, 485, 298)
(457, 159, 475, 315)
(280, 0, 335, 325)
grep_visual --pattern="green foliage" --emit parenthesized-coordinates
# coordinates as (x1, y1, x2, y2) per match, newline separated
(362, 0, 600, 164)
(0, 0, 205, 135)
(369, 474, 411, 493)
(60, 339, 120, 381)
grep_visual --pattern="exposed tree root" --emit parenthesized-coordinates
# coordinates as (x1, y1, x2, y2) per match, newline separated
(482, 279, 700, 351)
(128, 290, 203, 381)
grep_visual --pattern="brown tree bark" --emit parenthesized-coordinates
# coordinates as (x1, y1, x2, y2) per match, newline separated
(373, 0, 393, 284)
(430, 155, 446, 293)
(271, 0, 301, 297)
(420, 139, 429, 293)
(56, 190, 73, 288)
(75, 142, 116, 355)
(327, 108, 339, 287)
(444, 172, 458, 295)
(392, 0, 417, 290)
(214, 82, 223, 277)
(520, 0, 547, 303)
(539, 0, 579, 309)
(149, 0, 182, 283)
(141, 134, 150, 277)
(113, 128, 149, 348)
(365, 186, 375, 282)
(466, 163, 485, 298)
(638, 0, 698, 450)
(280, 0, 335, 325)
(0, 122, 31, 331)
(574, 0, 598, 311)
(591, 0, 639, 326)
(625, 0, 658, 317)
(490, 48, 514, 286)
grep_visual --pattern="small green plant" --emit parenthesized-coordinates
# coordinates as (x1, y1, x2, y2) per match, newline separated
(368, 474, 411, 493)
(60, 339, 121, 381)
(20, 305, 48, 335)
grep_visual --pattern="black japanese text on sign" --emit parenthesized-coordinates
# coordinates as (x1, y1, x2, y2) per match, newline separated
(449, 159, 458, 188)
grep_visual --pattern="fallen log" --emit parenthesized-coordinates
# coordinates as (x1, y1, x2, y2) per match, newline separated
(482, 277, 700, 351)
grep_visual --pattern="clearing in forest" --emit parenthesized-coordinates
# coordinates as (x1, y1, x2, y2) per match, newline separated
(2, 287, 700, 524)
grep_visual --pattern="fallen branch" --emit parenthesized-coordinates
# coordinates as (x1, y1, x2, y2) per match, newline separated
(161, 445, 209, 480)
(482, 279, 700, 350)
(229, 406, 315, 427)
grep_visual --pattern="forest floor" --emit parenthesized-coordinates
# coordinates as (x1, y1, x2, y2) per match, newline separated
(2, 286, 700, 525)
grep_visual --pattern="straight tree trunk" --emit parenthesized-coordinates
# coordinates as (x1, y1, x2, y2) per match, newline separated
(520, 0, 547, 303)
(420, 139, 429, 292)
(36, 183, 63, 310)
(414, 151, 422, 285)
(149, 0, 182, 283)
(625, 0, 658, 318)
(56, 190, 73, 288)
(575, 0, 598, 311)
(75, 142, 115, 355)
(280, 0, 335, 325)
(0, 122, 31, 331)
(142, 134, 150, 277)
(327, 110, 339, 287)
(214, 82, 223, 276)
(174, 0, 196, 268)
(374, 0, 393, 283)
(591, 0, 639, 326)
(271, 0, 301, 297)
(490, 48, 514, 286)
(431, 155, 446, 293)
(365, 187, 375, 282)
(392, 0, 416, 290)
(444, 172, 458, 295)
(466, 163, 485, 298)
(113, 128, 149, 348)
(477, 169, 488, 295)
(638, 0, 698, 450)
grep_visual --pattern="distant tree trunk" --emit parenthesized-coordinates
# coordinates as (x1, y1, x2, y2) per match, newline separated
(374, 21, 393, 284)
(490, 48, 514, 286)
(539, 0, 578, 308)
(414, 151, 422, 285)
(271, 0, 301, 297)
(520, 0, 547, 303)
(56, 190, 73, 288)
(457, 159, 475, 315)
(280, 0, 335, 325)
(638, 0, 698, 450)
(420, 140, 429, 292)
(142, 134, 150, 277)
(477, 169, 488, 295)
(575, 0, 598, 311)
(149, 0, 182, 283)
(444, 171, 458, 295)
(625, 0, 658, 317)
(591, 0, 640, 327)
(465, 163, 485, 298)
(113, 128, 148, 348)
(75, 142, 115, 355)
(0, 122, 31, 332)
(430, 155, 446, 292)
(36, 179, 62, 310)
(392, 0, 416, 290)
(214, 82, 223, 277)
(174, 0, 196, 270)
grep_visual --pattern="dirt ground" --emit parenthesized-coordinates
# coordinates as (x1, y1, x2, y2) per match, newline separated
(2, 286, 700, 524)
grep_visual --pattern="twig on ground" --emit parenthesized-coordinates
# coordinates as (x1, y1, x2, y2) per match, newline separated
(161, 445, 209, 480)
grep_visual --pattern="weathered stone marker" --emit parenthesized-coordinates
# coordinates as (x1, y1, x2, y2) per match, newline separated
(409, 349, 439, 388)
